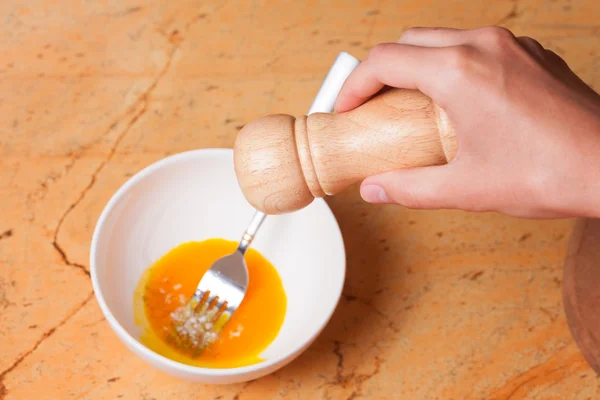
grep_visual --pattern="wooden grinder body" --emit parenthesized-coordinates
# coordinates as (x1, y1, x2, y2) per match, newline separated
(233, 88, 458, 214)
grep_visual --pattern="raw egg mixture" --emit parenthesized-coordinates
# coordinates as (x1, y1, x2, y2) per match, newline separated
(133, 238, 287, 368)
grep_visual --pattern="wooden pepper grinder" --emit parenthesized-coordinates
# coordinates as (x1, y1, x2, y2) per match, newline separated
(233, 82, 600, 377)
(233, 87, 457, 214)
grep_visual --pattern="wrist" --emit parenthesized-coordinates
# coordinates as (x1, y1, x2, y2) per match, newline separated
(554, 119, 600, 218)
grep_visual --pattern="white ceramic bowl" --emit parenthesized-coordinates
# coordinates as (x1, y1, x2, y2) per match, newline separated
(90, 149, 346, 384)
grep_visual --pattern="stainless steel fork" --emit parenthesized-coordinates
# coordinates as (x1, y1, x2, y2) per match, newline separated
(169, 210, 266, 353)
(168, 52, 360, 355)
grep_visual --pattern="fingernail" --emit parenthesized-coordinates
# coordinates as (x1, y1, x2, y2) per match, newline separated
(361, 185, 389, 203)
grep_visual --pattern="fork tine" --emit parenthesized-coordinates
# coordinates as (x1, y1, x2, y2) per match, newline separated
(208, 299, 227, 322)
(204, 293, 219, 314)
(195, 292, 210, 315)
(204, 297, 221, 321)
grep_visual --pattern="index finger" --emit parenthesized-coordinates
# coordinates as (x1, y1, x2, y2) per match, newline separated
(334, 43, 453, 113)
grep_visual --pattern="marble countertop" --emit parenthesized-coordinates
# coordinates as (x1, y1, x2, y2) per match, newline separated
(1, 0, 599, 398)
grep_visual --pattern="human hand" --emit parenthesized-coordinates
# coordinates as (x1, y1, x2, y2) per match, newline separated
(334, 26, 600, 218)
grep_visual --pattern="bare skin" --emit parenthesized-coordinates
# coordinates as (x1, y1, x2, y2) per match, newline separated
(334, 26, 600, 219)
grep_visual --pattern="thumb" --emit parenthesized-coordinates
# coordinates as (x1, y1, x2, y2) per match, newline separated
(360, 164, 477, 211)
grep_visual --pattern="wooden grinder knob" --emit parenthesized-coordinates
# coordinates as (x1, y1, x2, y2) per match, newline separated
(233, 88, 458, 214)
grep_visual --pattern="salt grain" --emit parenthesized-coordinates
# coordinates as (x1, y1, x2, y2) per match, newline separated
(169, 304, 220, 350)
(165, 294, 172, 304)
(173, 283, 182, 290)
(229, 324, 243, 338)
(179, 294, 186, 304)
(159, 288, 166, 294)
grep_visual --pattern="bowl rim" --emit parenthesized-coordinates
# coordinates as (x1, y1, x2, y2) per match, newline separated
(89, 148, 346, 377)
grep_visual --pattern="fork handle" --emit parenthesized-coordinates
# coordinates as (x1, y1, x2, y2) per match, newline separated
(238, 211, 266, 253)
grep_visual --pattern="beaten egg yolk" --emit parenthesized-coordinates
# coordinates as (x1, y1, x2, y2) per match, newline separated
(133, 238, 287, 368)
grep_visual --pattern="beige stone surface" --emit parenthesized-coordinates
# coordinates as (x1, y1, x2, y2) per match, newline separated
(1, 0, 600, 398)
